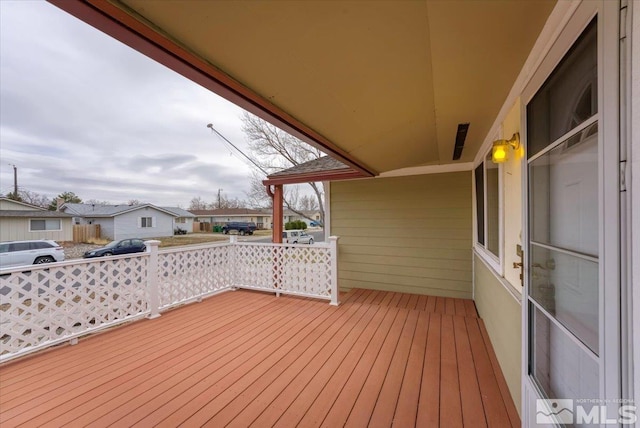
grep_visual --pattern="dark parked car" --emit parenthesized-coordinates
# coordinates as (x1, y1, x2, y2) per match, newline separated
(83, 239, 147, 258)
(221, 222, 256, 236)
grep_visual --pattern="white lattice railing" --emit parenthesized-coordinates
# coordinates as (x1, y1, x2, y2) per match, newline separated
(0, 255, 150, 361)
(0, 236, 338, 362)
(232, 242, 333, 300)
(157, 242, 231, 310)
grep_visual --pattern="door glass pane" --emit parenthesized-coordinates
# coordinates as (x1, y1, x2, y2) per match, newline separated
(527, 16, 600, 402)
(527, 20, 597, 157)
(529, 122, 598, 256)
(486, 153, 499, 257)
(530, 244, 599, 353)
(531, 304, 599, 401)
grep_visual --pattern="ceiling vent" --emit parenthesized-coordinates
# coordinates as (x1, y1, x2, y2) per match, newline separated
(452, 123, 469, 160)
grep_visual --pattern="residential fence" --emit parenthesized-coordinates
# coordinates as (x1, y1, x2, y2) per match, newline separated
(0, 236, 338, 363)
(72, 224, 101, 243)
(192, 221, 212, 233)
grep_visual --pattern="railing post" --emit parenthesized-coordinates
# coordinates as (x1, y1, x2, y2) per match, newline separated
(329, 236, 339, 306)
(229, 235, 237, 288)
(145, 240, 161, 319)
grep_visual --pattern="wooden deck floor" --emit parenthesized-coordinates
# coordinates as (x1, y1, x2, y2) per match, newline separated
(0, 289, 519, 427)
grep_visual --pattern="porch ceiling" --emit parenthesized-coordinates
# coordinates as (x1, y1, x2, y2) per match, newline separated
(55, 0, 555, 173)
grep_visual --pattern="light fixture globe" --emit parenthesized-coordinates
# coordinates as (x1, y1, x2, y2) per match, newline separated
(492, 144, 509, 163)
(491, 133, 520, 164)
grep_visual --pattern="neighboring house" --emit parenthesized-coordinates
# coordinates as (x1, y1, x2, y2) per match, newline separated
(189, 208, 319, 230)
(283, 209, 322, 226)
(0, 198, 73, 242)
(61, 203, 178, 240)
(190, 208, 272, 230)
(161, 207, 195, 234)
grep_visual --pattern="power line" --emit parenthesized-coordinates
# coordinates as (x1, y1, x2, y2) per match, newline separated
(206, 123, 269, 176)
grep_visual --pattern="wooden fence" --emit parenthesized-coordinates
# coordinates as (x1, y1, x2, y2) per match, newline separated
(72, 224, 101, 243)
(193, 221, 211, 233)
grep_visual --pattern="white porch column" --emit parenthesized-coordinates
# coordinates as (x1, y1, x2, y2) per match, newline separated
(329, 236, 340, 306)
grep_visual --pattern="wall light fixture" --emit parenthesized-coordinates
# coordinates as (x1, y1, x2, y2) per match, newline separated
(491, 133, 520, 163)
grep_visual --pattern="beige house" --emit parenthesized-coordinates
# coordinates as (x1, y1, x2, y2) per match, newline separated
(0, 197, 73, 242)
(19, 0, 640, 425)
(190, 208, 272, 230)
(283, 210, 322, 226)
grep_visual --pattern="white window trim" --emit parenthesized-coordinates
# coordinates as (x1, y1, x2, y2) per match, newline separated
(28, 218, 62, 232)
(139, 216, 155, 228)
(472, 139, 504, 277)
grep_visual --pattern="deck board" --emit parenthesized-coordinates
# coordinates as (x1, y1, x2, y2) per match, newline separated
(0, 288, 519, 427)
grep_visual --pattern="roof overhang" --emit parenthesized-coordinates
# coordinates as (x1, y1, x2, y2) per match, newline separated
(263, 169, 366, 187)
(263, 156, 368, 186)
(48, 0, 557, 175)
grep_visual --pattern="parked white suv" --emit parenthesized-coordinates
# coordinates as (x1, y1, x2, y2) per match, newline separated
(0, 240, 65, 269)
(282, 230, 314, 244)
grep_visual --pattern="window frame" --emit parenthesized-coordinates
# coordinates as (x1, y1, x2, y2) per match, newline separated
(140, 217, 153, 228)
(472, 144, 504, 275)
(29, 218, 62, 232)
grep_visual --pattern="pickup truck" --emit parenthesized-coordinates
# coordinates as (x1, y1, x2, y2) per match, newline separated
(221, 222, 257, 236)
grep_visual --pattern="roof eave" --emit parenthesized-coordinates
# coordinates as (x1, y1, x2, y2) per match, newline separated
(262, 169, 367, 186)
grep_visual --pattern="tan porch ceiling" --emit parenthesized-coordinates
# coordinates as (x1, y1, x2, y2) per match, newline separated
(53, 0, 556, 174)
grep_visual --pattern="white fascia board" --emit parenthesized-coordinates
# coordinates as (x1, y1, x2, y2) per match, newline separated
(378, 162, 474, 178)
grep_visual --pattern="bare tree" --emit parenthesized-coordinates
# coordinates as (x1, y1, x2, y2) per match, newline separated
(189, 195, 247, 210)
(298, 194, 319, 211)
(188, 196, 208, 211)
(209, 195, 246, 209)
(16, 189, 51, 209)
(241, 112, 325, 224)
(245, 170, 272, 209)
(85, 199, 113, 205)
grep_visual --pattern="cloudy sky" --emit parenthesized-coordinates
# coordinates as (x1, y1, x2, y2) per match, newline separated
(0, 1, 261, 208)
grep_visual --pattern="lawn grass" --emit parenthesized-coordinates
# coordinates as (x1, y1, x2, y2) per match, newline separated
(152, 234, 229, 248)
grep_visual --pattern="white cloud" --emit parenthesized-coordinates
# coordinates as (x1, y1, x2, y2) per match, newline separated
(0, 0, 258, 207)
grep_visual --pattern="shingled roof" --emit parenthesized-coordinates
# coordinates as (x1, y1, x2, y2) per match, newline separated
(263, 156, 366, 185)
(0, 210, 72, 218)
(62, 203, 178, 218)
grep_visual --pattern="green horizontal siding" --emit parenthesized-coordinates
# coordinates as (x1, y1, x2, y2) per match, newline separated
(474, 254, 522, 415)
(331, 172, 472, 298)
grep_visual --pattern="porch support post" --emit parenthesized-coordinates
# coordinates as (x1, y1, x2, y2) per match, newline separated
(272, 185, 283, 243)
(329, 236, 339, 306)
(145, 240, 162, 319)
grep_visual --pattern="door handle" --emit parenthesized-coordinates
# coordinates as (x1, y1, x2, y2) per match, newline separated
(514, 244, 524, 284)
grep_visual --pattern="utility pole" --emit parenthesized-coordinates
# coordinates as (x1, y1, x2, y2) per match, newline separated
(217, 188, 223, 209)
(10, 164, 17, 196)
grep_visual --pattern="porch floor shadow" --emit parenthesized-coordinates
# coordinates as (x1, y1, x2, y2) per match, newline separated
(0, 288, 519, 427)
